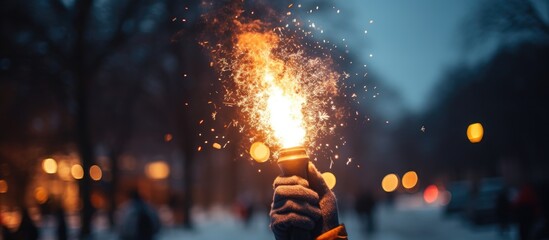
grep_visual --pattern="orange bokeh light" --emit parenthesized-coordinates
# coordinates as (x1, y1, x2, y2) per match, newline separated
(402, 171, 418, 189)
(89, 165, 102, 181)
(381, 174, 399, 192)
(467, 123, 484, 143)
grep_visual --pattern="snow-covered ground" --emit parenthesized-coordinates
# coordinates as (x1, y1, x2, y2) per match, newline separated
(40, 195, 509, 240)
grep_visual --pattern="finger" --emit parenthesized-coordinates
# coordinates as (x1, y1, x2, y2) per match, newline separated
(271, 212, 316, 231)
(273, 185, 319, 204)
(271, 199, 321, 221)
(273, 175, 309, 188)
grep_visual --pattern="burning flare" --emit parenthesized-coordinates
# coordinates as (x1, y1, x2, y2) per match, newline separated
(203, 17, 340, 152)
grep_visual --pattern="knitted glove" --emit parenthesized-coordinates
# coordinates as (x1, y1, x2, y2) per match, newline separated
(270, 162, 339, 240)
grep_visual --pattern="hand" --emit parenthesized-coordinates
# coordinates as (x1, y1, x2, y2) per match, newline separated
(270, 162, 339, 240)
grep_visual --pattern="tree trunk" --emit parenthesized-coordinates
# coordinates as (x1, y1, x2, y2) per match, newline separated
(76, 74, 94, 238)
(181, 142, 194, 229)
(107, 149, 119, 228)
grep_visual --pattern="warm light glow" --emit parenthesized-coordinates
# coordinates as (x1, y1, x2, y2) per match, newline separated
(0, 180, 7, 193)
(57, 161, 72, 181)
(42, 158, 58, 174)
(34, 187, 49, 204)
(204, 20, 339, 151)
(164, 133, 173, 142)
(212, 143, 222, 149)
(71, 164, 84, 179)
(89, 165, 102, 181)
(381, 174, 399, 192)
(266, 80, 306, 148)
(467, 123, 484, 143)
(321, 172, 336, 190)
(423, 184, 439, 203)
(146, 161, 170, 180)
(250, 142, 270, 162)
(402, 171, 418, 189)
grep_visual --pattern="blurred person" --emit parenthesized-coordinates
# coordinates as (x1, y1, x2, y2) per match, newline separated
(117, 190, 160, 240)
(513, 182, 541, 240)
(55, 206, 68, 240)
(1, 209, 39, 240)
(270, 162, 347, 240)
(235, 193, 255, 228)
(495, 187, 511, 236)
(355, 190, 376, 234)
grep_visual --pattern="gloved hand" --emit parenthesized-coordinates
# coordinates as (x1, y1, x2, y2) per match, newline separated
(270, 162, 339, 240)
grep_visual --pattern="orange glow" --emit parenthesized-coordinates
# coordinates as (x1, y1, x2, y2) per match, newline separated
(42, 158, 58, 174)
(381, 174, 399, 192)
(467, 123, 484, 143)
(250, 142, 270, 162)
(146, 161, 170, 180)
(321, 172, 336, 190)
(423, 184, 439, 203)
(57, 161, 72, 181)
(212, 143, 222, 149)
(91, 192, 106, 209)
(89, 165, 102, 181)
(164, 133, 173, 142)
(0, 179, 7, 193)
(204, 20, 339, 151)
(71, 164, 84, 179)
(34, 187, 49, 204)
(402, 171, 418, 189)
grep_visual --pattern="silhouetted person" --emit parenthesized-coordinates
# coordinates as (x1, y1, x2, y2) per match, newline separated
(56, 207, 68, 240)
(355, 191, 377, 234)
(118, 190, 160, 240)
(3, 209, 39, 240)
(235, 193, 255, 228)
(495, 187, 511, 236)
(513, 183, 540, 240)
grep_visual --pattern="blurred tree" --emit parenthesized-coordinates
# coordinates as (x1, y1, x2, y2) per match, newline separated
(1, 0, 203, 236)
(464, 0, 549, 49)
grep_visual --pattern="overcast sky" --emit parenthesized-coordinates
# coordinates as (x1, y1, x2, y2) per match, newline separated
(303, 0, 490, 114)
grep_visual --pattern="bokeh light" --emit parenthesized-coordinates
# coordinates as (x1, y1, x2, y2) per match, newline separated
(423, 184, 439, 203)
(321, 172, 336, 190)
(71, 164, 84, 180)
(89, 165, 102, 181)
(0, 179, 8, 193)
(164, 133, 173, 142)
(34, 187, 49, 204)
(57, 161, 72, 181)
(212, 143, 222, 149)
(402, 171, 418, 189)
(467, 123, 484, 143)
(250, 142, 270, 163)
(42, 158, 57, 174)
(381, 173, 399, 192)
(146, 161, 170, 180)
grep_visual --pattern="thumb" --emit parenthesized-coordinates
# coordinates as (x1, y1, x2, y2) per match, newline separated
(306, 162, 331, 198)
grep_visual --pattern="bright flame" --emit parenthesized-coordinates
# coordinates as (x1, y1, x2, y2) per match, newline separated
(203, 19, 339, 151)
(266, 84, 306, 147)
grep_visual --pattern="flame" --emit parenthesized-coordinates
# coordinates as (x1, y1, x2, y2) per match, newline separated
(203, 16, 340, 152)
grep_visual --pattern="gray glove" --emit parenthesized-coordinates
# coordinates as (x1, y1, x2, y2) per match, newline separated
(270, 162, 339, 240)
